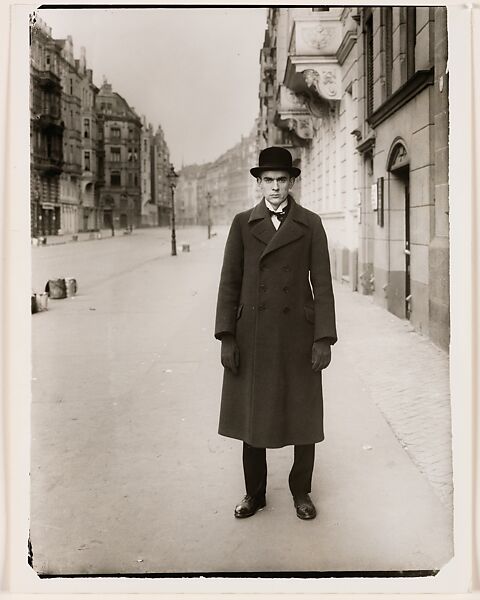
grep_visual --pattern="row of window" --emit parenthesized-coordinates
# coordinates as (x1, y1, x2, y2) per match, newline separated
(109, 171, 139, 187)
(109, 147, 139, 162)
(364, 7, 417, 116)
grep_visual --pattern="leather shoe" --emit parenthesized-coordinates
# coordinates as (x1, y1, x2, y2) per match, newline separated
(293, 494, 317, 520)
(234, 494, 266, 518)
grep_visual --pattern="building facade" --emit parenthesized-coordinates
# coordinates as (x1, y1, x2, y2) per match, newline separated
(140, 117, 157, 226)
(30, 20, 174, 237)
(78, 47, 100, 232)
(55, 35, 84, 234)
(356, 7, 449, 349)
(176, 126, 258, 228)
(176, 164, 205, 226)
(30, 19, 64, 237)
(259, 7, 449, 349)
(96, 81, 142, 230)
(152, 125, 172, 227)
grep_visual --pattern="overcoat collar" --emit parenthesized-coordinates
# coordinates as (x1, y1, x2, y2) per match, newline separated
(248, 196, 308, 259)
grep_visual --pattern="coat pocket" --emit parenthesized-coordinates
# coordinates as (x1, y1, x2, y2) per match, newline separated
(304, 305, 315, 324)
(236, 304, 244, 320)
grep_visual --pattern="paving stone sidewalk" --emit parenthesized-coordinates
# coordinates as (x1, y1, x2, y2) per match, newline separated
(333, 283, 453, 512)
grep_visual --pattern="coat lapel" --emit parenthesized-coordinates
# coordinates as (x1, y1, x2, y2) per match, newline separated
(248, 199, 277, 246)
(260, 197, 307, 260)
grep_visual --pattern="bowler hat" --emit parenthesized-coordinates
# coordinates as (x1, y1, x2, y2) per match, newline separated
(250, 146, 301, 178)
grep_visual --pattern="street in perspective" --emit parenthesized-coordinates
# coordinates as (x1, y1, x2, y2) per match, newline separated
(30, 227, 452, 574)
(28, 5, 453, 577)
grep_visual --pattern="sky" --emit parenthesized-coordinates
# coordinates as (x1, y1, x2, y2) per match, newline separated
(38, 7, 267, 168)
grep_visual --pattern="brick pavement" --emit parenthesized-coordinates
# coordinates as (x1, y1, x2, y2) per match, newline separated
(334, 282, 453, 512)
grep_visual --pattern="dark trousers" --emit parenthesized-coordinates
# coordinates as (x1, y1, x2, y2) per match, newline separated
(242, 442, 315, 498)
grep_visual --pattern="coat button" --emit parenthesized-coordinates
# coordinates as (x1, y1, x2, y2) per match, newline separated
(283, 286, 289, 293)
(259, 283, 266, 292)
(283, 307, 290, 314)
(259, 303, 266, 311)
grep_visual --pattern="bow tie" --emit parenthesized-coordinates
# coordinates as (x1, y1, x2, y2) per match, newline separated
(268, 208, 288, 223)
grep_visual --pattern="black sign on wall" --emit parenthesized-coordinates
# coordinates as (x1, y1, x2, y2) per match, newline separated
(377, 176, 384, 227)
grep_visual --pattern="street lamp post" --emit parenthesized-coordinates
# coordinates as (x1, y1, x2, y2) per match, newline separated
(206, 191, 212, 240)
(168, 164, 179, 256)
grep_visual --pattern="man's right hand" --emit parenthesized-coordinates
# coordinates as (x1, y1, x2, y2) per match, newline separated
(221, 334, 240, 375)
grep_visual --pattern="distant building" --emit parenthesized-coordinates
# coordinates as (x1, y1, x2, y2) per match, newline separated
(77, 46, 100, 231)
(176, 164, 205, 226)
(140, 116, 157, 226)
(96, 80, 142, 230)
(177, 125, 258, 229)
(152, 125, 171, 227)
(55, 35, 84, 234)
(30, 19, 64, 236)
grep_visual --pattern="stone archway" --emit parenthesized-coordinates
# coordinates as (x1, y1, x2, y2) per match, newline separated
(386, 139, 411, 319)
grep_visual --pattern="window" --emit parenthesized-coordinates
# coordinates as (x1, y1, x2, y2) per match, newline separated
(111, 127, 121, 139)
(365, 14, 374, 116)
(134, 174, 138, 187)
(84, 118, 90, 138)
(110, 147, 121, 162)
(128, 148, 133, 162)
(128, 172, 133, 186)
(70, 79, 73, 95)
(84, 151, 91, 171)
(144, 139, 147, 151)
(383, 8, 393, 97)
(406, 7, 416, 78)
(110, 171, 121, 186)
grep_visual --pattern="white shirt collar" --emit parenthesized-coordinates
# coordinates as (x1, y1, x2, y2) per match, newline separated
(264, 198, 289, 213)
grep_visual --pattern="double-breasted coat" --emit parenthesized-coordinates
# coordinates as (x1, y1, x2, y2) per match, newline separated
(214, 196, 337, 448)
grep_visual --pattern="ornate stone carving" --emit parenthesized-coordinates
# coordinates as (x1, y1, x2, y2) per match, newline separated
(301, 23, 332, 51)
(302, 67, 339, 101)
(281, 85, 308, 110)
(286, 116, 315, 140)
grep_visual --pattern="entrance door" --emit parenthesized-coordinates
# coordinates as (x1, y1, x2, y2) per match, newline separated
(404, 179, 411, 319)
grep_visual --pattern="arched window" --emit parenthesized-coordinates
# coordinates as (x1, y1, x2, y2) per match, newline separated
(387, 139, 409, 173)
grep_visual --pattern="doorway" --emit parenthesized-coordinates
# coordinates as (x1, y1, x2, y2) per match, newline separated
(386, 140, 411, 320)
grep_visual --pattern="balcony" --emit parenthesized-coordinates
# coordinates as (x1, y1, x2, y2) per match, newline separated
(33, 154, 63, 175)
(33, 67, 62, 91)
(284, 15, 343, 103)
(274, 85, 316, 145)
(35, 113, 63, 132)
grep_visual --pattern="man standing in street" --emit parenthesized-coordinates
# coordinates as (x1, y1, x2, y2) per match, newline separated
(214, 146, 337, 520)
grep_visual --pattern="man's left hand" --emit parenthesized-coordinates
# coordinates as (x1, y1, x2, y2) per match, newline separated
(311, 340, 331, 372)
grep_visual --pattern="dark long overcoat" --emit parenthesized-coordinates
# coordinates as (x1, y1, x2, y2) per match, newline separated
(214, 196, 337, 448)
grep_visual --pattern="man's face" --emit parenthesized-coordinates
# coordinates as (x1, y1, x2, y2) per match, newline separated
(257, 170, 295, 208)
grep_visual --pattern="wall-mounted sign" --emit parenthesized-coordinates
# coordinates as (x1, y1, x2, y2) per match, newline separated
(377, 176, 384, 227)
(371, 182, 378, 211)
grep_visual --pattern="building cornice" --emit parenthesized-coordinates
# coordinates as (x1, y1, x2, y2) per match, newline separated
(355, 132, 376, 155)
(336, 30, 357, 66)
(367, 68, 434, 129)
